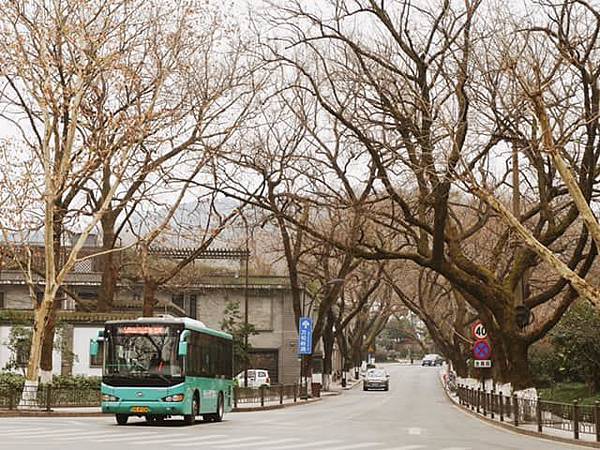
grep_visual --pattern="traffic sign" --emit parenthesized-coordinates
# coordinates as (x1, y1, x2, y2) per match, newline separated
(473, 339, 492, 360)
(474, 360, 492, 369)
(298, 317, 313, 355)
(471, 320, 487, 340)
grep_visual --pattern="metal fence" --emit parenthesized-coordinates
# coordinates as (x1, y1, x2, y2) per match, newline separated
(456, 385, 600, 442)
(0, 384, 101, 410)
(0, 383, 312, 411)
(233, 384, 312, 408)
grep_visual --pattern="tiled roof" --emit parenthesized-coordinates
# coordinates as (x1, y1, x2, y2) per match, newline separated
(0, 271, 293, 289)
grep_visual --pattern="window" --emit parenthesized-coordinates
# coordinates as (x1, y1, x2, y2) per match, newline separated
(172, 294, 184, 310)
(16, 339, 29, 367)
(90, 340, 104, 368)
(35, 291, 43, 307)
(188, 295, 197, 319)
(78, 291, 97, 300)
(0, 292, 4, 309)
(186, 330, 232, 379)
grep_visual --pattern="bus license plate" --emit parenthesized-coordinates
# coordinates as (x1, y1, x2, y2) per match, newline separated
(131, 406, 149, 413)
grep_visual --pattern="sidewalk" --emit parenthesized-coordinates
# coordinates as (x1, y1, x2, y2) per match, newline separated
(441, 379, 600, 449)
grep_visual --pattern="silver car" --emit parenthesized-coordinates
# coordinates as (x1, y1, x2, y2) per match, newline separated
(363, 368, 390, 391)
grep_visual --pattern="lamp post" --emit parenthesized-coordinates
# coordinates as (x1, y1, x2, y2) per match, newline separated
(241, 212, 250, 388)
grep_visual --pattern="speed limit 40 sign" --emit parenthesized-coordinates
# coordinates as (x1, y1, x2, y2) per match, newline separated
(471, 320, 487, 340)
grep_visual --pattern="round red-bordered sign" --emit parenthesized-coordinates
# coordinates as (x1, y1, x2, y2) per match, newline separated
(471, 320, 488, 340)
(473, 339, 492, 360)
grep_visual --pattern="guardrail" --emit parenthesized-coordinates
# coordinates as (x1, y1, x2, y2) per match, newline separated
(456, 385, 600, 442)
(233, 384, 313, 408)
(0, 384, 101, 410)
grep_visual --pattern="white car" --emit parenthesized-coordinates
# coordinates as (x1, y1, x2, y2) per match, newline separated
(235, 369, 271, 388)
(363, 368, 390, 391)
(422, 354, 443, 366)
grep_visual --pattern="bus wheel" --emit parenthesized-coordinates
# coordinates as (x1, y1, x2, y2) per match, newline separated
(206, 392, 224, 422)
(115, 414, 129, 425)
(184, 393, 199, 425)
(214, 393, 224, 422)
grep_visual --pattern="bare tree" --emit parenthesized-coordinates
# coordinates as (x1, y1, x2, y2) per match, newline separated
(0, 0, 236, 399)
(248, 0, 600, 388)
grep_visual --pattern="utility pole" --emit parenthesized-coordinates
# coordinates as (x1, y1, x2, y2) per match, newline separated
(241, 213, 250, 388)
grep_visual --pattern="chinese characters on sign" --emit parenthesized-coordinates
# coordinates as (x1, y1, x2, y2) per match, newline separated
(298, 317, 313, 355)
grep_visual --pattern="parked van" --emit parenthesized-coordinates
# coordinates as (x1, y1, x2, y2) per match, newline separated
(235, 369, 271, 388)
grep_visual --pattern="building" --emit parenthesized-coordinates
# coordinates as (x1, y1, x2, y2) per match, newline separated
(0, 245, 302, 384)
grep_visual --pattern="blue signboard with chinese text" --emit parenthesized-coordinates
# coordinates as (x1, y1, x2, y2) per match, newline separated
(298, 317, 313, 355)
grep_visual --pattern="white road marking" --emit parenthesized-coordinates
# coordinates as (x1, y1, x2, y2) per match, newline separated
(15, 430, 104, 439)
(325, 443, 382, 450)
(377, 446, 426, 450)
(173, 436, 264, 447)
(57, 431, 146, 441)
(4, 429, 75, 437)
(0, 427, 48, 435)
(441, 448, 472, 450)
(92, 432, 165, 442)
(213, 438, 300, 448)
(261, 439, 342, 450)
(407, 427, 422, 435)
(131, 434, 227, 445)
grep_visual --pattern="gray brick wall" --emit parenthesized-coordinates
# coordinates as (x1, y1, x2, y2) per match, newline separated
(194, 288, 300, 385)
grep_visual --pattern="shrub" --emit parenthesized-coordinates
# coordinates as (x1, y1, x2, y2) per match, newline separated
(0, 372, 100, 389)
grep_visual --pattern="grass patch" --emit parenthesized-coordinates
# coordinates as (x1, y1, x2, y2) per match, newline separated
(539, 382, 600, 405)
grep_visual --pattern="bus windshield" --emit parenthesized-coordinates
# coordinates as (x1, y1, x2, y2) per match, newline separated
(104, 324, 183, 379)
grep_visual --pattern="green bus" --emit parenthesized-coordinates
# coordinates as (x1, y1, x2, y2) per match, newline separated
(91, 316, 233, 425)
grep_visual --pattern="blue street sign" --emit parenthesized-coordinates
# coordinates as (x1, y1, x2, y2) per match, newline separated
(298, 317, 313, 355)
(473, 339, 492, 360)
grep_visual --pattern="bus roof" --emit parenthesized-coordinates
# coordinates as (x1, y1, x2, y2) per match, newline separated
(105, 315, 233, 340)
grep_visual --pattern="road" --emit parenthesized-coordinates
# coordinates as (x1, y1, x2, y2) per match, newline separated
(0, 364, 584, 450)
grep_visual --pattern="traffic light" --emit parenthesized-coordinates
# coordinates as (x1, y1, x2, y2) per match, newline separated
(515, 304, 531, 328)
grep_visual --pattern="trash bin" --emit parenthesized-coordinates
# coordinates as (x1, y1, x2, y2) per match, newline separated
(311, 382, 321, 398)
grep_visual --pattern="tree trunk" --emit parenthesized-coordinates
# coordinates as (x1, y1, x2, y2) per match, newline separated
(39, 216, 64, 381)
(322, 313, 335, 391)
(506, 338, 532, 390)
(143, 278, 158, 317)
(39, 295, 61, 383)
(20, 288, 57, 408)
(98, 213, 118, 312)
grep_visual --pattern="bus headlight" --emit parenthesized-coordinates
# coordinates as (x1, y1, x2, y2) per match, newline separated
(102, 395, 119, 402)
(162, 394, 185, 402)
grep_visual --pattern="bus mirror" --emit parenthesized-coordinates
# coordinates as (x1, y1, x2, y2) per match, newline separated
(178, 341, 188, 357)
(90, 340, 99, 357)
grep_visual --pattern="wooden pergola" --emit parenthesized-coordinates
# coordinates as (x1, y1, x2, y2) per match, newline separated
(148, 247, 250, 260)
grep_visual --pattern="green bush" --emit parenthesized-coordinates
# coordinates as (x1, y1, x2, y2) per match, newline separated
(0, 372, 100, 389)
(0, 372, 26, 389)
(49, 375, 101, 389)
(528, 340, 564, 388)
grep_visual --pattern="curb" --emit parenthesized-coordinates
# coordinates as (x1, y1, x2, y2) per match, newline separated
(342, 379, 362, 390)
(439, 381, 600, 449)
(233, 397, 322, 412)
(0, 410, 104, 418)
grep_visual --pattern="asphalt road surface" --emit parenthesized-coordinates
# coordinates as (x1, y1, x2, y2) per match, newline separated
(0, 364, 584, 450)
